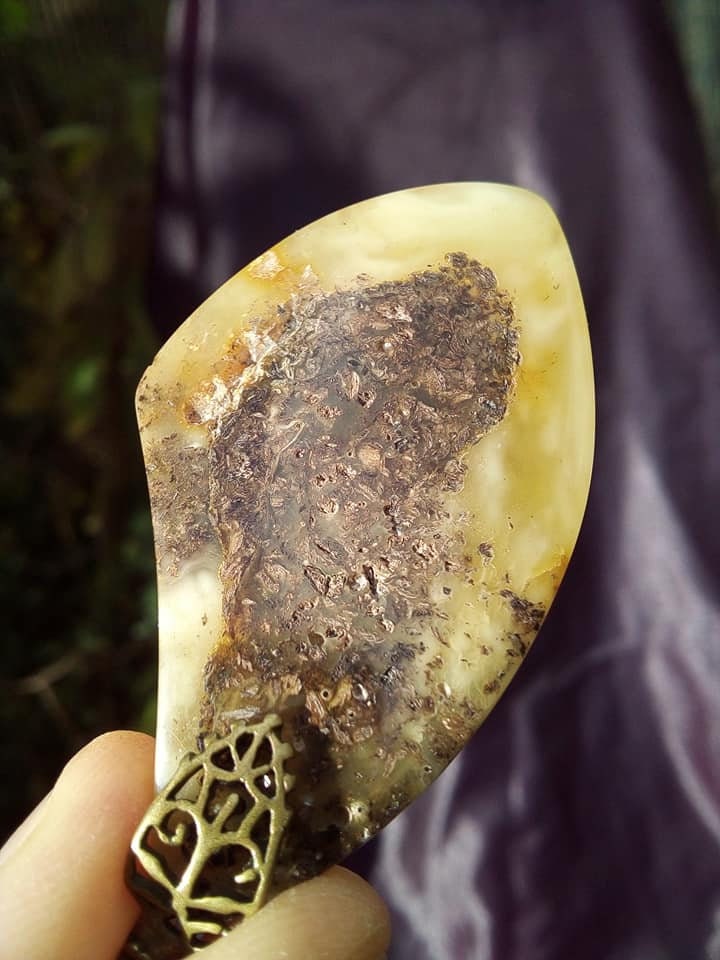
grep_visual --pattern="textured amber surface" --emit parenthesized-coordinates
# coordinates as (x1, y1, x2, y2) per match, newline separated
(137, 182, 594, 887)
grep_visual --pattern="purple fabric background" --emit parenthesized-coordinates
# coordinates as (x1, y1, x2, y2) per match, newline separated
(150, 2, 720, 957)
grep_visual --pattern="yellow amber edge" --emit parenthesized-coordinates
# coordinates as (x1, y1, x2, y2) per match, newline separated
(137, 182, 595, 786)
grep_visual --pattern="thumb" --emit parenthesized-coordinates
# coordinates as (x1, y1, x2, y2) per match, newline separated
(0, 731, 155, 960)
(203, 866, 390, 960)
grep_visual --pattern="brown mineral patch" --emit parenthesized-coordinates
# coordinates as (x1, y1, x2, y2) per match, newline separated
(155, 252, 554, 868)
(145, 435, 215, 576)
(500, 589, 545, 631)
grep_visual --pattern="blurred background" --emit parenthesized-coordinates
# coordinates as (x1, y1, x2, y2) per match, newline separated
(1, 2, 719, 959)
(1, 0, 164, 834)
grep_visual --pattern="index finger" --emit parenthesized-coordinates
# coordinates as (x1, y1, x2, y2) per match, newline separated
(0, 731, 154, 960)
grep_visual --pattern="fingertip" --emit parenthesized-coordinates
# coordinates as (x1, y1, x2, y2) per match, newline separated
(61, 730, 155, 780)
(205, 865, 391, 960)
(58, 730, 155, 826)
(319, 866, 391, 938)
(0, 730, 156, 960)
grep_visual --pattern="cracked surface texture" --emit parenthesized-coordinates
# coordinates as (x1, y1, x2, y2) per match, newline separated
(137, 182, 594, 887)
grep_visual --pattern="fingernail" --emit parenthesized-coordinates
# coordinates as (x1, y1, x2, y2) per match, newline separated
(0, 791, 53, 867)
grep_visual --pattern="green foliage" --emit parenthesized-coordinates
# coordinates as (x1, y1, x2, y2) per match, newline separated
(0, 0, 30, 40)
(666, 0, 720, 204)
(0, 0, 165, 835)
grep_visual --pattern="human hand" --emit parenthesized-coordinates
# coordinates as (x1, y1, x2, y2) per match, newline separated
(0, 732, 390, 960)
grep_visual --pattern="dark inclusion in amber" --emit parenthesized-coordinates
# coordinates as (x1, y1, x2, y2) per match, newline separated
(190, 253, 532, 884)
(130, 185, 595, 960)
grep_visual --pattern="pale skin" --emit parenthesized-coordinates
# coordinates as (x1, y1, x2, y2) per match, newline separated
(0, 732, 391, 960)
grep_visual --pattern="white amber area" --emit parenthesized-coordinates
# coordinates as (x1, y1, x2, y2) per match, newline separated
(137, 183, 593, 878)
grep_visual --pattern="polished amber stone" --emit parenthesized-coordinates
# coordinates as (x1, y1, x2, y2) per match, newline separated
(137, 182, 594, 887)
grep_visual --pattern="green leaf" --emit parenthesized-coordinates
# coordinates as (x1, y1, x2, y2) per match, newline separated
(66, 355, 102, 404)
(42, 124, 105, 151)
(0, 0, 30, 40)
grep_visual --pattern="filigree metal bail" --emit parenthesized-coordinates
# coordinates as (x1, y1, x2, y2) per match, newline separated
(120, 715, 293, 959)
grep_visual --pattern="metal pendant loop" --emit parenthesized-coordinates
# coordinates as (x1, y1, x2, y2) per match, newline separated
(121, 715, 293, 958)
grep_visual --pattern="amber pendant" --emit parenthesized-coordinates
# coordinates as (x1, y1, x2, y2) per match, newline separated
(123, 183, 594, 957)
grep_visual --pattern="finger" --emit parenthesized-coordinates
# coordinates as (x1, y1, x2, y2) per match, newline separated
(203, 866, 391, 960)
(0, 731, 155, 960)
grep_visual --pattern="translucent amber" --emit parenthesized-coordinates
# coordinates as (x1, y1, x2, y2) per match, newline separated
(137, 182, 594, 886)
